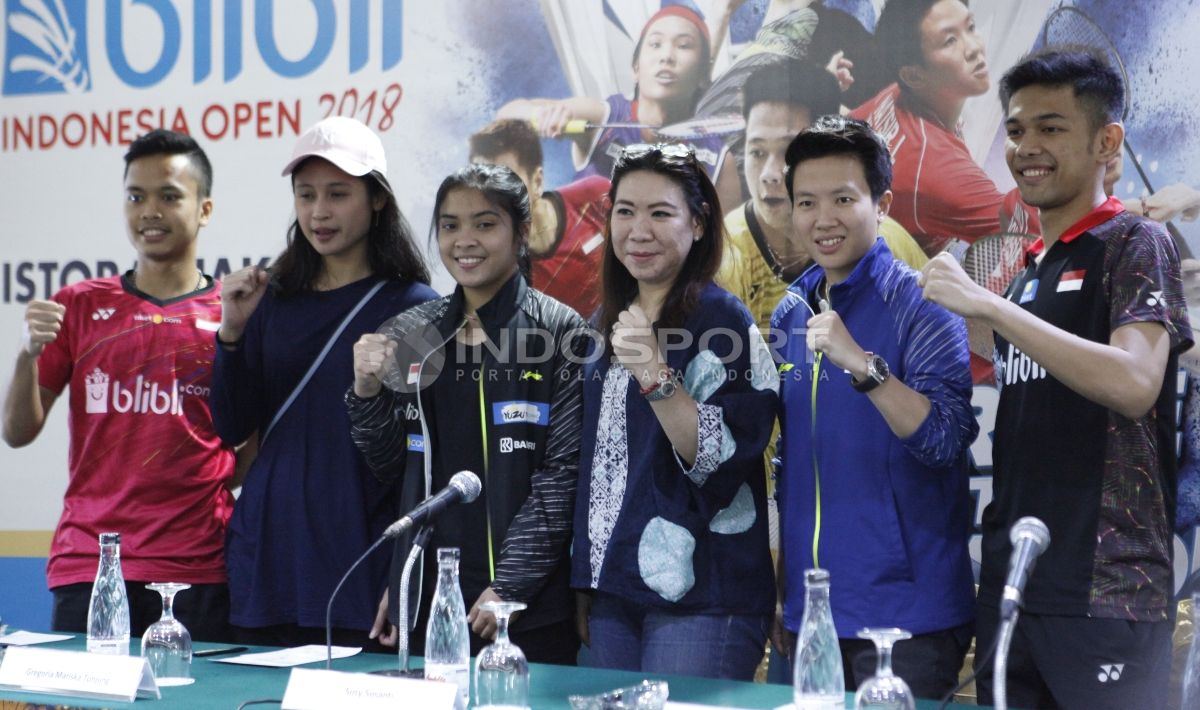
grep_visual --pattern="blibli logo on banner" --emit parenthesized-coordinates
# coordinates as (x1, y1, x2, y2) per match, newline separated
(3, 0, 92, 95)
(2, 0, 404, 96)
(492, 401, 549, 427)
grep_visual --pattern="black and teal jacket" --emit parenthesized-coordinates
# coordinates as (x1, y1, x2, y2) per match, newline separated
(346, 273, 590, 632)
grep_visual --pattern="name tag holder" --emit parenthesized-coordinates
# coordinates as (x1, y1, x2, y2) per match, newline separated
(281, 668, 460, 710)
(0, 646, 160, 702)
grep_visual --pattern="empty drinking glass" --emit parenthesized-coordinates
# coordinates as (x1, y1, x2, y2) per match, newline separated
(854, 627, 915, 710)
(474, 600, 529, 709)
(141, 583, 193, 686)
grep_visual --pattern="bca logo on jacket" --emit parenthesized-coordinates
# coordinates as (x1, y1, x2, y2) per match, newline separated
(492, 401, 550, 426)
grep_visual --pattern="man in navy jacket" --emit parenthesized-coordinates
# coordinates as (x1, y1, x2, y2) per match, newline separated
(771, 116, 977, 699)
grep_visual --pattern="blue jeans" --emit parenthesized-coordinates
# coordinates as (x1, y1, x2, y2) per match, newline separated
(586, 592, 769, 680)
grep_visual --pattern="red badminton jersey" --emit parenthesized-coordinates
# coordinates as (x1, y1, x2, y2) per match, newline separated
(37, 275, 234, 588)
(1000, 187, 1042, 236)
(851, 84, 1003, 255)
(530, 176, 611, 319)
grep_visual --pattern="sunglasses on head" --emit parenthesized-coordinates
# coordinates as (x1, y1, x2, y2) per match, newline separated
(615, 142, 700, 170)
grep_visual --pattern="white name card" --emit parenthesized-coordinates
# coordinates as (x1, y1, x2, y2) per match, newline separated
(0, 646, 160, 702)
(282, 668, 459, 710)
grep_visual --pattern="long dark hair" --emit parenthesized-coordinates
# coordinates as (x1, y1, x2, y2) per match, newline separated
(430, 163, 532, 282)
(271, 157, 430, 295)
(599, 144, 724, 356)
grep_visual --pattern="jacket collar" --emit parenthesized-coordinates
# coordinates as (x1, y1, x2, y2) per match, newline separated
(795, 237, 892, 307)
(440, 271, 528, 344)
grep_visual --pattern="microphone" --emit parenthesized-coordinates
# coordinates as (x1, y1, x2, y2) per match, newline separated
(1000, 516, 1050, 620)
(382, 471, 481, 539)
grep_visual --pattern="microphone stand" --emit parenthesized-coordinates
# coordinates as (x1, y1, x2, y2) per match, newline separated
(992, 594, 1023, 710)
(395, 525, 432, 677)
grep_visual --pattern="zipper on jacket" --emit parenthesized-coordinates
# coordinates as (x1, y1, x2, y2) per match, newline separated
(809, 288, 831, 568)
(809, 350, 823, 568)
(478, 364, 496, 582)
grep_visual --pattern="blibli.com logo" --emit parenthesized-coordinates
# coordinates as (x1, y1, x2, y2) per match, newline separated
(3, 0, 403, 96)
(83, 367, 207, 415)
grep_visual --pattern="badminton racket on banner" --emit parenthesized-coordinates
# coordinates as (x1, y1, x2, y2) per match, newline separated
(958, 232, 1038, 359)
(533, 114, 745, 140)
(1041, 4, 1193, 258)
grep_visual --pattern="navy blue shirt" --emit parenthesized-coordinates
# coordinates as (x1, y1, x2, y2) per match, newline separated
(572, 283, 778, 615)
(211, 276, 437, 630)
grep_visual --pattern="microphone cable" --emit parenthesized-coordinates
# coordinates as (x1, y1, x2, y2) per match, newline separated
(935, 629, 1001, 710)
(325, 533, 391, 669)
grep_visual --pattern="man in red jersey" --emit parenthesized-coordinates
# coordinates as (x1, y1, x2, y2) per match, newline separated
(470, 119, 610, 319)
(851, 0, 1002, 256)
(2, 130, 236, 642)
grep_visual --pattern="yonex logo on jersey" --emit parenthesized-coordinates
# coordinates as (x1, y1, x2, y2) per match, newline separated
(92, 308, 115, 320)
(1146, 289, 1163, 307)
(1097, 664, 1124, 683)
(999, 343, 1047, 386)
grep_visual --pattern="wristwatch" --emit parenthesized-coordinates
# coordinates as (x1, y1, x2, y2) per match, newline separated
(850, 352, 890, 393)
(641, 368, 679, 402)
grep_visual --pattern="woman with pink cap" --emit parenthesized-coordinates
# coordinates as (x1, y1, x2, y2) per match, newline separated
(209, 117, 436, 647)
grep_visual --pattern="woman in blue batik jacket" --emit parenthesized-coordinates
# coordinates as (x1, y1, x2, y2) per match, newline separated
(572, 143, 779, 680)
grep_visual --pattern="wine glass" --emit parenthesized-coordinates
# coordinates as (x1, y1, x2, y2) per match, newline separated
(141, 583, 193, 686)
(854, 627, 915, 710)
(474, 601, 529, 709)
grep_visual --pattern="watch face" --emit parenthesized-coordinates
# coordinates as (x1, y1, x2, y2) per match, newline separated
(869, 355, 889, 383)
(646, 376, 677, 401)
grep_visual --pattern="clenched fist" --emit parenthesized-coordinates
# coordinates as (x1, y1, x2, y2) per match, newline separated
(806, 310, 867, 377)
(219, 266, 270, 343)
(21, 300, 66, 357)
(353, 333, 398, 398)
(919, 253, 997, 320)
(611, 304, 665, 388)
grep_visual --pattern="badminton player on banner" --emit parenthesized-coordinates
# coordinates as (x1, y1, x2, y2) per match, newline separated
(921, 49, 1191, 709)
(497, 6, 740, 210)
(469, 119, 610, 320)
(850, 0, 1005, 257)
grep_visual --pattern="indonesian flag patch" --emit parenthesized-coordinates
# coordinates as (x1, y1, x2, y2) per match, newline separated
(1057, 269, 1086, 292)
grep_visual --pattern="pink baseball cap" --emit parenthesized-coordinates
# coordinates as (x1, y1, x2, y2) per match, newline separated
(281, 116, 388, 179)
